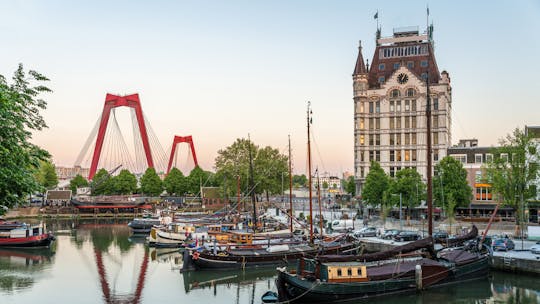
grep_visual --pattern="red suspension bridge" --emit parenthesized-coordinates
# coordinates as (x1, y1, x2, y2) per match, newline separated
(75, 94, 199, 179)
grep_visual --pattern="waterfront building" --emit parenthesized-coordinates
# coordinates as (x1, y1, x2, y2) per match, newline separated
(353, 24, 452, 196)
(446, 139, 511, 218)
(525, 126, 540, 223)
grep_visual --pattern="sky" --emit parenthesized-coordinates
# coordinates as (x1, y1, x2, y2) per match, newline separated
(1, 1, 540, 176)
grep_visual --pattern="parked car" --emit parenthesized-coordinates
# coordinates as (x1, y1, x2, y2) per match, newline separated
(433, 231, 449, 241)
(353, 227, 378, 238)
(381, 229, 401, 240)
(492, 238, 515, 251)
(394, 231, 420, 242)
(530, 241, 540, 254)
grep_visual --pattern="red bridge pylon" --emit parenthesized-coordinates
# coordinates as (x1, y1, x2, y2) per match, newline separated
(88, 94, 154, 180)
(166, 135, 199, 174)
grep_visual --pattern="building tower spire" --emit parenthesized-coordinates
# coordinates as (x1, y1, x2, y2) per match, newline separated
(353, 40, 367, 75)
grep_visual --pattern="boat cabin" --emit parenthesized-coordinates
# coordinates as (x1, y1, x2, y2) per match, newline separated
(208, 224, 235, 243)
(230, 232, 253, 244)
(297, 258, 369, 283)
(0, 222, 45, 239)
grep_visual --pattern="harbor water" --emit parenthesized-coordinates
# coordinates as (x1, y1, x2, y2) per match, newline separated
(0, 219, 538, 304)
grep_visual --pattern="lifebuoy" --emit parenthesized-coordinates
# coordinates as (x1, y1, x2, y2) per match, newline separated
(192, 251, 200, 260)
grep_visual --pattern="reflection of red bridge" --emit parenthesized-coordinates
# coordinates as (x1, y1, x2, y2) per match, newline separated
(94, 247, 149, 303)
(76, 94, 199, 179)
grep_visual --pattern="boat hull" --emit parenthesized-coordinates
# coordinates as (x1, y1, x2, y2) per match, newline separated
(190, 243, 356, 270)
(276, 255, 490, 303)
(0, 234, 55, 249)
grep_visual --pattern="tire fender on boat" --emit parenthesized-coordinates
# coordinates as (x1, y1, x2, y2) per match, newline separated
(192, 251, 200, 260)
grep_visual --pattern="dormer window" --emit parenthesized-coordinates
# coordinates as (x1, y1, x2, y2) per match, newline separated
(406, 88, 415, 97)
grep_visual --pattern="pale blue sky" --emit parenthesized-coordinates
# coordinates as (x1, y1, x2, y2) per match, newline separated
(1, 1, 539, 175)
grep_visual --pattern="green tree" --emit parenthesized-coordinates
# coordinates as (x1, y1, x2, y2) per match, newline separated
(111, 169, 138, 195)
(70, 174, 89, 194)
(0, 64, 51, 210)
(253, 146, 288, 200)
(90, 168, 112, 195)
(485, 128, 539, 227)
(390, 168, 426, 220)
(36, 160, 58, 191)
(344, 176, 356, 196)
(293, 174, 308, 188)
(322, 181, 329, 190)
(214, 138, 288, 198)
(186, 166, 206, 195)
(362, 162, 390, 208)
(163, 167, 187, 195)
(140, 168, 163, 196)
(433, 156, 472, 214)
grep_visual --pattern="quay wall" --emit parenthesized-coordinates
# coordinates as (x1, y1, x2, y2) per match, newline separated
(491, 253, 540, 275)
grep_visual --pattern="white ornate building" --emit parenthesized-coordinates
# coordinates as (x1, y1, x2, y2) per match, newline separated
(353, 25, 452, 196)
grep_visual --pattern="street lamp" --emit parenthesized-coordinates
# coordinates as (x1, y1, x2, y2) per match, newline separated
(392, 193, 403, 231)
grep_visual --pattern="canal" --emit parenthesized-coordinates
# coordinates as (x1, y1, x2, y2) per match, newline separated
(0, 219, 538, 304)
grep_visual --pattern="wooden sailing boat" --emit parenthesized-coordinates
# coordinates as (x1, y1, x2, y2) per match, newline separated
(276, 76, 491, 303)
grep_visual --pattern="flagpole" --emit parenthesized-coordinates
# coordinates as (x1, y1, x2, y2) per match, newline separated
(426, 5, 429, 34)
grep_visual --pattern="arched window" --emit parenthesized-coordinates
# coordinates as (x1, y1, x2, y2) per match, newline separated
(391, 89, 400, 98)
(406, 88, 415, 97)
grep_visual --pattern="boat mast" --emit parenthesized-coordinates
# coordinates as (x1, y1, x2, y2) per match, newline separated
(317, 169, 323, 239)
(426, 73, 433, 237)
(288, 135, 294, 233)
(307, 102, 314, 244)
(248, 134, 257, 232)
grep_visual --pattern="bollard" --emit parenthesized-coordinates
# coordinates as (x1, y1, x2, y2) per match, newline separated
(415, 265, 422, 290)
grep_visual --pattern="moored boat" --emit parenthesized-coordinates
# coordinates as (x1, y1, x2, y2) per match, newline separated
(276, 227, 490, 303)
(0, 220, 55, 249)
(128, 217, 162, 234)
(148, 223, 208, 248)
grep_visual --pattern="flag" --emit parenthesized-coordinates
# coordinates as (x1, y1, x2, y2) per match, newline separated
(374, 11, 378, 19)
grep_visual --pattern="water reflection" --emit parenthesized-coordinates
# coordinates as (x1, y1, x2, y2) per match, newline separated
(182, 267, 276, 294)
(0, 219, 538, 304)
(0, 248, 55, 293)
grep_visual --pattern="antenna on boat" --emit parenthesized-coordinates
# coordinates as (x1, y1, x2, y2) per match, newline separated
(307, 101, 314, 244)
(317, 168, 323, 239)
(288, 135, 294, 233)
(426, 73, 433, 237)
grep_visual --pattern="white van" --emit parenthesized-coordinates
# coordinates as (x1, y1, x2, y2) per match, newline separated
(331, 219, 355, 232)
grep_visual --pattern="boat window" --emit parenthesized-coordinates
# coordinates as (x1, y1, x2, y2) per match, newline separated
(347, 268, 352, 276)
(337, 269, 342, 276)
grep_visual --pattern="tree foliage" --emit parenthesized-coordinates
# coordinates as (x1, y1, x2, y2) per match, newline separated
(111, 169, 137, 195)
(35, 160, 58, 191)
(433, 156, 472, 210)
(90, 168, 112, 195)
(70, 174, 89, 194)
(163, 167, 187, 195)
(293, 174, 308, 188)
(362, 162, 390, 207)
(140, 167, 163, 196)
(389, 168, 425, 210)
(345, 176, 356, 196)
(214, 138, 288, 198)
(0, 64, 51, 209)
(485, 128, 539, 224)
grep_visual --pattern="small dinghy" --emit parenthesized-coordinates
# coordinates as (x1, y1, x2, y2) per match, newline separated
(261, 291, 278, 303)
